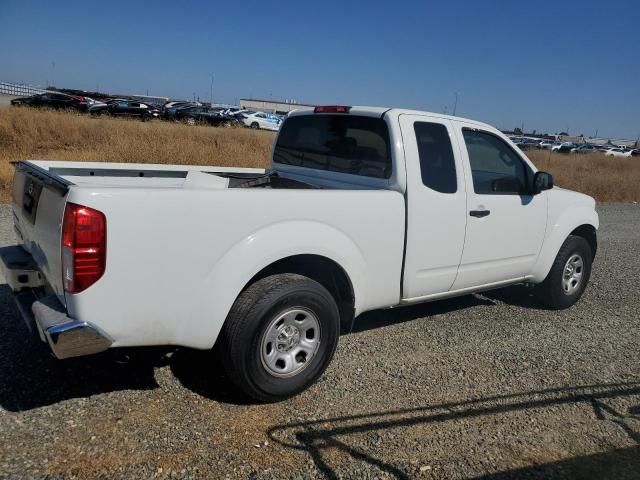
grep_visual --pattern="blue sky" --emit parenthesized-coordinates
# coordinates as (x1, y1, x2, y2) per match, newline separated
(1, 0, 638, 139)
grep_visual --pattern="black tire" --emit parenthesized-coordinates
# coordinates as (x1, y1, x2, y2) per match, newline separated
(220, 273, 340, 402)
(535, 235, 593, 309)
(250, 122, 259, 129)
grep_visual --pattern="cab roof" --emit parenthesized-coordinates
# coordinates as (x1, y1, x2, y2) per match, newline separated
(288, 105, 496, 132)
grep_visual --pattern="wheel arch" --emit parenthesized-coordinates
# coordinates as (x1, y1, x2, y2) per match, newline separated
(184, 220, 368, 349)
(530, 206, 599, 283)
(570, 224, 597, 260)
(244, 254, 356, 335)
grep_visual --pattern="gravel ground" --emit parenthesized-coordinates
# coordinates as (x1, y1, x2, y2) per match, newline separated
(0, 203, 638, 479)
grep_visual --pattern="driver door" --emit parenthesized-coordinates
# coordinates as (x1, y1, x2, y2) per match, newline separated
(451, 122, 547, 290)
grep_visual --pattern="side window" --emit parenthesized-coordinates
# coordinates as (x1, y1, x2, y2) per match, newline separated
(462, 129, 531, 195)
(414, 122, 457, 193)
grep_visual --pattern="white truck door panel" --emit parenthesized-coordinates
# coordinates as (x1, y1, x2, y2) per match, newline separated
(452, 123, 547, 289)
(399, 114, 467, 299)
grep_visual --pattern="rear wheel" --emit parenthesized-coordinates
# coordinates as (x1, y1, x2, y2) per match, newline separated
(185, 117, 196, 126)
(535, 235, 593, 309)
(250, 122, 259, 129)
(220, 273, 340, 402)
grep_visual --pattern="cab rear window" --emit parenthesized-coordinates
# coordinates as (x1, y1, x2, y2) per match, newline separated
(274, 115, 392, 179)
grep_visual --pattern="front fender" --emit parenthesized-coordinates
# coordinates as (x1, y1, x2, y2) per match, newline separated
(530, 205, 599, 283)
(181, 220, 368, 349)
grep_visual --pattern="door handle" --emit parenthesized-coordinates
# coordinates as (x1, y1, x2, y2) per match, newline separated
(470, 209, 490, 218)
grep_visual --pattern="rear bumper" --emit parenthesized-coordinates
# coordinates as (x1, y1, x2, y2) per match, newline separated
(30, 293, 112, 359)
(1, 246, 112, 359)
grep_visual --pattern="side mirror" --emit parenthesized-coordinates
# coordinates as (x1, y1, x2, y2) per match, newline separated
(533, 171, 554, 194)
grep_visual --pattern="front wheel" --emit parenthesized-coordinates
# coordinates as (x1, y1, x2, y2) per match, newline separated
(220, 273, 340, 402)
(535, 235, 593, 309)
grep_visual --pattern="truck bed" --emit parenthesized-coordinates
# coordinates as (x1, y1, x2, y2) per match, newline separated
(11, 160, 405, 349)
(24, 160, 267, 189)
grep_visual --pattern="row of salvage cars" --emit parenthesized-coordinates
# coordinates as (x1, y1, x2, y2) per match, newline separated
(10, 92, 284, 130)
(510, 136, 639, 157)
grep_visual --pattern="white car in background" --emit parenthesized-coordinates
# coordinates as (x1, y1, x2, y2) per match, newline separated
(605, 148, 632, 157)
(538, 140, 556, 149)
(242, 112, 282, 131)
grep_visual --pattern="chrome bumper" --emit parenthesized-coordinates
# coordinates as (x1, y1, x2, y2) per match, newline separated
(1, 245, 112, 359)
(30, 294, 113, 359)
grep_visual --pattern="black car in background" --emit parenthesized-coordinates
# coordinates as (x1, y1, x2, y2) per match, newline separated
(162, 102, 197, 120)
(175, 106, 242, 127)
(556, 143, 577, 153)
(89, 100, 161, 121)
(11, 92, 89, 111)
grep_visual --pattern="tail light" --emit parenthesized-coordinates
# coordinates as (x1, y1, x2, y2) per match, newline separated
(62, 203, 106, 293)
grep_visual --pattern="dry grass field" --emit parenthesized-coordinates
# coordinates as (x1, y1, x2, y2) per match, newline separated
(0, 107, 638, 202)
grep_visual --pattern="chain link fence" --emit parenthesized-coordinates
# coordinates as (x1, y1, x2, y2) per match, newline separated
(0, 82, 48, 97)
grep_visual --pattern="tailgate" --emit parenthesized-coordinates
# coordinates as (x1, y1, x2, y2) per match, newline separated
(11, 161, 71, 305)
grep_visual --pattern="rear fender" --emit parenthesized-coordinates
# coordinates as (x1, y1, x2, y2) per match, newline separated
(182, 220, 367, 349)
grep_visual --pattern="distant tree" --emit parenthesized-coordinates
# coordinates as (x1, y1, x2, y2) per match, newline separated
(559, 131, 569, 136)
(513, 127, 523, 135)
(532, 129, 537, 135)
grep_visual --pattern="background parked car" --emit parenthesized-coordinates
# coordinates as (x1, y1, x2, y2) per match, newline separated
(605, 148, 632, 157)
(89, 100, 161, 120)
(11, 92, 90, 111)
(571, 144, 597, 154)
(176, 106, 242, 127)
(552, 142, 576, 153)
(537, 140, 556, 149)
(163, 101, 192, 110)
(162, 102, 197, 120)
(241, 111, 282, 131)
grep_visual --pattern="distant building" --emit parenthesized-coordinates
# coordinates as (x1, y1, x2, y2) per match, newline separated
(240, 98, 316, 115)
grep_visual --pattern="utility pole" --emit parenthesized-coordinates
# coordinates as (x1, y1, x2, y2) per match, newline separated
(452, 91, 459, 116)
(210, 73, 214, 105)
(51, 61, 55, 87)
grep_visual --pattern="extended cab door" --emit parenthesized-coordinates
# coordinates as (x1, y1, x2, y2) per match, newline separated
(451, 122, 547, 289)
(399, 114, 468, 299)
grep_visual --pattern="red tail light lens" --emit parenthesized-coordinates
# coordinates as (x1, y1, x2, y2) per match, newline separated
(62, 203, 106, 293)
(314, 105, 351, 113)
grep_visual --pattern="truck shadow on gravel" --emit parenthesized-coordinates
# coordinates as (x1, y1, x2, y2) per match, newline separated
(267, 382, 640, 479)
(0, 283, 256, 411)
(0, 282, 599, 412)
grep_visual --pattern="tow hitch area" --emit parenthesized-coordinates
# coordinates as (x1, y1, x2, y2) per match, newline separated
(0, 245, 45, 291)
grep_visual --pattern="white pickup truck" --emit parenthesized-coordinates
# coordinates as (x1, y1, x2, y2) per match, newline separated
(1, 105, 598, 401)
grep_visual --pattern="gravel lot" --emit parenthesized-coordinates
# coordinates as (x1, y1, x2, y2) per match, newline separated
(0, 203, 638, 479)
